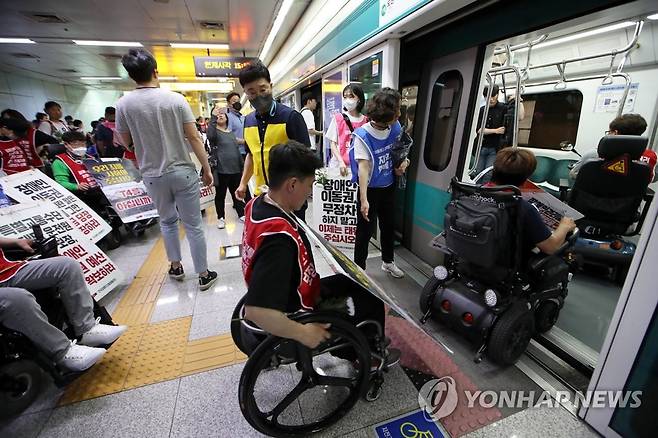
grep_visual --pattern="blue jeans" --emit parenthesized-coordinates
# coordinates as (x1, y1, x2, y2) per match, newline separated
(143, 166, 208, 274)
(475, 147, 497, 177)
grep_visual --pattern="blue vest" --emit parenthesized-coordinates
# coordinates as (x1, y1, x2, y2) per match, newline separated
(349, 121, 401, 188)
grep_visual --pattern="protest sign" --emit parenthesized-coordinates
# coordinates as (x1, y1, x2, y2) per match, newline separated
(1, 169, 111, 243)
(520, 181, 583, 230)
(312, 176, 358, 250)
(0, 202, 123, 299)
(84, 159, 158, 223)
(200, 179, 216, 211)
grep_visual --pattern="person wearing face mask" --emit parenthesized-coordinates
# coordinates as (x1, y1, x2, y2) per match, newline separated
(52, 131, 99, 194)
(349, 88, 410, 278)
(235, 60, 312, 220)
(0, 117, 45, 175)
(226, 91, 247, 158)
(325, 84, 368, 177)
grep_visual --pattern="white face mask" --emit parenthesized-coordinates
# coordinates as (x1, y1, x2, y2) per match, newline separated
(72, 147, 87, 156)
(343, 98, 358, 111)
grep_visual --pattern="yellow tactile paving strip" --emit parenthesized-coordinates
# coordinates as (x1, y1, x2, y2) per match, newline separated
(60, 222, 247, 406)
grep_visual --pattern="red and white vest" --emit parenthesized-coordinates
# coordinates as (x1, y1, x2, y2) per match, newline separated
(0, 249, 26, 283)
(335, 112, 368, 165)
(242, 197, 320, 310)
(55, 153, 97, 186)
(0, 129, 43, 174)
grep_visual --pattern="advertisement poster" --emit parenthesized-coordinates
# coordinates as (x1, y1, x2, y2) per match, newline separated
(84, 159, 158, 223)
(594, 83, 639, 113)
(1, 170, 111, 243)
(322, 70, 344, 166)
(311, 177, 358, 251)
(0, 202, 123, 299)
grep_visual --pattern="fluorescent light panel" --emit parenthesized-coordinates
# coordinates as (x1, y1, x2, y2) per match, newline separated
(515, 21, 636, 52)
(259, 0, 294, 60)
(74, 40, 142, 47)
(170, 43, 229, 49)
(80, 76, 122, 80)
(647, 13, 658, 20)
(0, 38, 35, 44)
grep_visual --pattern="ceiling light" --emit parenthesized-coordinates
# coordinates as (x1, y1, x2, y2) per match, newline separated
(259, 0, 294, 61)
(80, 76, 123, 80)
(647, 13, 658, 20)
(0, 38, 36, 44)
(73, 40, 142, 47)
(515, 21, 636, 52)
(170, 43, 229, 49)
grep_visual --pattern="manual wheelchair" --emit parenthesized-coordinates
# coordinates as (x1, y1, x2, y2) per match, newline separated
(0, 226, 117, 419)
(230, 275, 397, 437)
(419, 179, 578, 365)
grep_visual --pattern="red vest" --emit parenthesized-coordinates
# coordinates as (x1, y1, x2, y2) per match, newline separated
(242, 197, 320, 310)
(0, 249, 26, 283)
(0, 129, 43, 174)
(55, 153, 97, 186)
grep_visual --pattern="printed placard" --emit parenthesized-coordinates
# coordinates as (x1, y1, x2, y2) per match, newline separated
(312, 178, 358, 250)
(200, 180, 216, 211)
(1, 169, 111, 243)
(0, 202, 123, 299)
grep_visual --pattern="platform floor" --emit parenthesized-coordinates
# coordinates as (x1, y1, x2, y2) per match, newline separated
(1, 196, 600, 438)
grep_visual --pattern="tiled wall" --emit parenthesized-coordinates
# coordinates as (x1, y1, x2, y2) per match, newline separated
(0, 71, 123, 128)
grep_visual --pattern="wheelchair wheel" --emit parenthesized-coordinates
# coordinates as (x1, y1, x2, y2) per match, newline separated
(0, 360, 43, 419)
(231, 295, 252, 356)
(487, 303, 535, 365)
(419, 277, 441, 315)
(535, 301, 560, 334)
(239, 314, 371, 437)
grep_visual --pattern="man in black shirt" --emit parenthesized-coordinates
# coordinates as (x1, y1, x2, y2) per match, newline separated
(243, 141, 399, 368)
(473, 85, 507, 177)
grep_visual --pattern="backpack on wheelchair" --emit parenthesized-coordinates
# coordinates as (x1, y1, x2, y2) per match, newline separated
(420, 178, 578, 365)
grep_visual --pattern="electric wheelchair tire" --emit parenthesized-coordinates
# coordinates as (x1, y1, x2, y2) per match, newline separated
(0, 360, 43, 419)
(535, 301, 560, 334)
(238, 313, 371, 437)
(419, 277, 441, 315)
(231, 295, 250, 356)
(487, 303, 535, 365)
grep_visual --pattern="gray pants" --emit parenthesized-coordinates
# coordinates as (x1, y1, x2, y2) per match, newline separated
(143, 166, 208, 274)
(0, 257, 96, 361)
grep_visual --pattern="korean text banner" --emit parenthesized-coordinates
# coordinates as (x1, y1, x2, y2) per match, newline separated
(0, 202, 123, 300)
(1, 169, 111, 243)
(312, 178, 358, 250)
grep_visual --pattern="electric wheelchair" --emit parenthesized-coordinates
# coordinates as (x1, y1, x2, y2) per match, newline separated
(230, 275, 396, 437)
(0, 226, 117, 419)
(566, 135, 654, 284)
(419, 178, 578, 365)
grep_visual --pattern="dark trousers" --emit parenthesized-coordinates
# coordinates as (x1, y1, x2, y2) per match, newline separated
(214, 173, 248, 218)
(354, 184, 395, 269)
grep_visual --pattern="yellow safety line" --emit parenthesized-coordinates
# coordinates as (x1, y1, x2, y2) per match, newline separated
(60, 215, 247, 405)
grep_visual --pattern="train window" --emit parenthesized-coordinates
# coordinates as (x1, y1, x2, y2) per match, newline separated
(400, 85, 418, 136)
(349, 52, 383, 102)
(424, 70, 463, 171)
(518, 90, 583, 150)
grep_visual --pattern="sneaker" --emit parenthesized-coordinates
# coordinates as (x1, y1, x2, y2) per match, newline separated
(58, 340, 106, 372)
(80, 317, 128, 347)
(382, 262, 404, 278)
(199, 270, 218, 291)
(239, 216, 245, 223)
(217, 218, 225, 229)
(169, 264, 185, 281)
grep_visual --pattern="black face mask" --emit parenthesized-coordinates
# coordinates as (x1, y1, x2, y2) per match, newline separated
(232, 102, 242, 112)
(250, 94, 274, 115)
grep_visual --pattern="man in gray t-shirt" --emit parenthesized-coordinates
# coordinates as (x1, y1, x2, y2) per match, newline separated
(115, 48, 217, 291)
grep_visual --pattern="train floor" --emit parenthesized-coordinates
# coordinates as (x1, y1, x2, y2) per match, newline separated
(1, 197, 601, 438)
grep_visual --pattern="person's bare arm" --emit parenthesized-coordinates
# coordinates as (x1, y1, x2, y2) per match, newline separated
(244, 306, 331, 349)
(0, 237, 34, 252)
(118, 132, 134, 152)
(236, 153, 253, 201)
(357, 159, 370, 221)
(536, 217, 576, 255)
(183, 122, 213, 187)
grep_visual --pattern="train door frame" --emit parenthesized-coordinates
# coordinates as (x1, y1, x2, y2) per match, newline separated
(321, 64, 348, 166)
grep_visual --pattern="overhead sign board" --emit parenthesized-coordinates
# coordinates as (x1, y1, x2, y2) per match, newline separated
(194, 56, 255, 77)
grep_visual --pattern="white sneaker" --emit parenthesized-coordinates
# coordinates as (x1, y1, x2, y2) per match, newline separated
(79, 317, 127, 347)
(58, 340, 106, 372)
(239, 216, 245, 223)
(217, 218, 225, 229)
(382, 262, 404, 278)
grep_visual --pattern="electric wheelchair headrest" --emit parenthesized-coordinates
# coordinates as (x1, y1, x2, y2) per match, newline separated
(597, 135, 648, 161)
(46, 143, 66, 160)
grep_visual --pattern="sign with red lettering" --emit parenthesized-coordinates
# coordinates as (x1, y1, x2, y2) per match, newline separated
(312, 177, 358, 251)
(1, 170, 111, 243)
(199, 179, 216, 211)
(0, 202, 123, 299)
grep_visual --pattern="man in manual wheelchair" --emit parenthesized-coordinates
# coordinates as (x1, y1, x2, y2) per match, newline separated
(231, 141, 400, 436)
(421, 147, 578, 365)
(0, 228, 126, 418)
